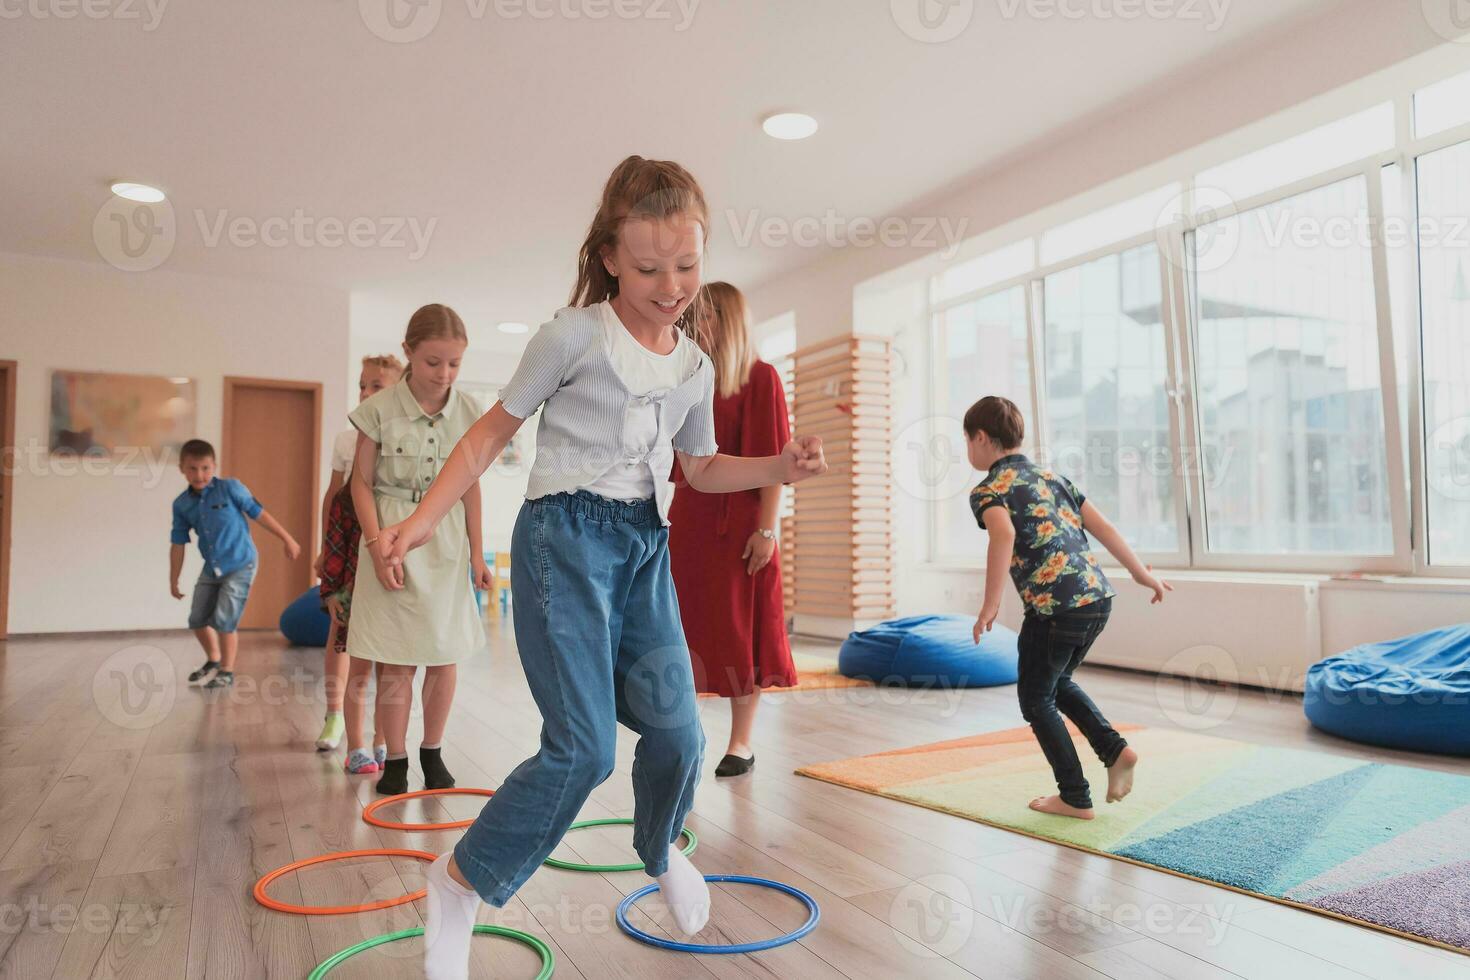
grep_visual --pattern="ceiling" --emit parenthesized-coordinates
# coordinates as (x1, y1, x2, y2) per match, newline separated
(4, 0, 1343, 332)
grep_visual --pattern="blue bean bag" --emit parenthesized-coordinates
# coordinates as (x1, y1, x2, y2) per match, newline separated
(840, 614, 1018, 687)
(1304, 623, 1470, 756)
(279, 587, 331, 648)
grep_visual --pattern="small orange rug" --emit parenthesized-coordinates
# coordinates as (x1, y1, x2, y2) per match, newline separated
(696, 654, 872, 699)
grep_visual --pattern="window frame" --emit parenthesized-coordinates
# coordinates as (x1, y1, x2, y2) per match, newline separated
(1175, 164, 1411, 574)
(924, 280, 1039, 566)
(1031, 236, 1194, 570)
(918, 91, 1470, 578)
(1403, 117, 1470, 577)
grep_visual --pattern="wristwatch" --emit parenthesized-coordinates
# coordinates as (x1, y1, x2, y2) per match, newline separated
(756, 528, 776, 540)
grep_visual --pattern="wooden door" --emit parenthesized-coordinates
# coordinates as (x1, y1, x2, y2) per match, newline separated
(222, 377, 320, 630)
(0, 361, 13, 639)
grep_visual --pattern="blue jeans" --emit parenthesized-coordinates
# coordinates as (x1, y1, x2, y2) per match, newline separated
(453, 491, 705, 905)
(187, 562, 256, 634)
(1016, 597, 1126, 809)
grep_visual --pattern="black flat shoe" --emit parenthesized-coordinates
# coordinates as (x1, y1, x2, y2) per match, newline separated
(714, 753, 755, 777)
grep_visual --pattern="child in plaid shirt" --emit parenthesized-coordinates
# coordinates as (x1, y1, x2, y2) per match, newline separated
(313, 354, 401, 768)
(966, 396, 1170, 820)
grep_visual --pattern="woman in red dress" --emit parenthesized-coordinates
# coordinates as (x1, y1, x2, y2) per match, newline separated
(670, 281, 797, 777)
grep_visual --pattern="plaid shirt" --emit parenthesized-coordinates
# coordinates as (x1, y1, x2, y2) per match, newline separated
(319, 482, 360, 600)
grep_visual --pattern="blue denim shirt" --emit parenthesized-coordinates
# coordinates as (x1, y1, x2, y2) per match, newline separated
(170, 477, 262, 576)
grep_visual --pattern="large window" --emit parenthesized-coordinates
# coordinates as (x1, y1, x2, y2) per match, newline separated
(911, 69, 1470, 575)
(1197, 103, 1393, 203)
(1414, 69, 1470, 139)
(931, 286, 1030, 561)
(1039, 184, 1179, 267)
(1043, 243, 1178, 553)
(1415, 140, 1470, 566)
(931, 239, 1033, 305)
(1192, 177, 1393, 556)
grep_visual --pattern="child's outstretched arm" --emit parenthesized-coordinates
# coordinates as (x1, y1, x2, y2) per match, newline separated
(169, 543, 186, 599)
(1080, 500, 1171, 603)
(254, 510, 301, 561)
(350, 431, 402, 590)
(975, 506, 1014, 642)
(676, 436, 828, 493)
(380, 403, 525, 567)
(461, 479, 492, 591)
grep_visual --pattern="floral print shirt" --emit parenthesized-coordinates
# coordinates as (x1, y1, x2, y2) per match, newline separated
(970, 454, 1115, 617)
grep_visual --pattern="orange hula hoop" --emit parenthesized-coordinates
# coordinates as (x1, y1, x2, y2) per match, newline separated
(361, 788, 496, 831)
(253, 848, 436, 915)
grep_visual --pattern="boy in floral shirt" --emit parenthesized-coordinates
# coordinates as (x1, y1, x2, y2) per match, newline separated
(966, 396, 1170, 820)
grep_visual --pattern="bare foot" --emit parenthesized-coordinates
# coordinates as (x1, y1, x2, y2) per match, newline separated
(1106, 746, 1139, 803)
(1028, 795, 1095, 820)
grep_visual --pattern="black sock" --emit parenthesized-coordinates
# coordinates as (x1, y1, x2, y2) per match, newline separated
(375, 756, 409, 796)
(419, 746, 455, 790)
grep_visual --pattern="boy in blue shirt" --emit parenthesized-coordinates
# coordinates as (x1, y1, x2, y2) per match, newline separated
(966, 397, 1169, 820)
(170, 439, 301, 688)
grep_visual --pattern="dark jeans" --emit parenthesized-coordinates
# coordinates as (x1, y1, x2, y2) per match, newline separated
(1016, 597, 1126, 809)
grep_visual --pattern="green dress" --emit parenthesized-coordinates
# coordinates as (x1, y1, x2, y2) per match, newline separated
(345, 381, 486, 666)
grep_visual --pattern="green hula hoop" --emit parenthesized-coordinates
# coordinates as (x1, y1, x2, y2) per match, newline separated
(542, 818, 697, 872)
(308, 923, 553, 980)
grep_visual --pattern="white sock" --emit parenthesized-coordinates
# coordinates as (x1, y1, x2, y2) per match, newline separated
(424, 852, 479, 980)
(656, 843, 710, 936)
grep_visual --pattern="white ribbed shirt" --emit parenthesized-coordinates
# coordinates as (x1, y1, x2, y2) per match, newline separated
(498, 304, 718, 525)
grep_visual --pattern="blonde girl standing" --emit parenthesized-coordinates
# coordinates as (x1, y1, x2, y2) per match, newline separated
(313, 353, 401, 762)
(347, 304, 491, 796)
(376, 156, 828, 980)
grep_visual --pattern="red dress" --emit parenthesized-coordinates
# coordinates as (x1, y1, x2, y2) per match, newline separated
(670, 359, 797, 697)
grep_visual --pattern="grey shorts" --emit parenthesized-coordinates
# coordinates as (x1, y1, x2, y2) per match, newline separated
(188, 562, 257, 633)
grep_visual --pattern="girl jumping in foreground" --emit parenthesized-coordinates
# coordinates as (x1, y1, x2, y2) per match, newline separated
(375, 156, 828, 980)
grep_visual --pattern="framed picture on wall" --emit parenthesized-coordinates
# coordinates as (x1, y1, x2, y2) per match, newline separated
(48, 370, 196, 458)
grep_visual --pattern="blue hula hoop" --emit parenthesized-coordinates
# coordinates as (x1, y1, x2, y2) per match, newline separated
(616, 874, 820, 954)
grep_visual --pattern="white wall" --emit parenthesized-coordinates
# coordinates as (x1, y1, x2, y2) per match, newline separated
(1, 252, 350, 634)
(751, 7, 1470, 673)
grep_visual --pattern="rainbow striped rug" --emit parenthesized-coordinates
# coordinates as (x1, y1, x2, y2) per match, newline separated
(795, 724, 1470, 955)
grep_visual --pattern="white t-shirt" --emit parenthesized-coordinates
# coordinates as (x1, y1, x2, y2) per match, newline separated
(331, 427, 358, 474)
(582, 300, 703, 502)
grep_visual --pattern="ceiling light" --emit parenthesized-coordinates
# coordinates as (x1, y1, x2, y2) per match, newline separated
(111, 181, 166, 203)
(497, 322, 529, 335)
(762, 112, 818, 141)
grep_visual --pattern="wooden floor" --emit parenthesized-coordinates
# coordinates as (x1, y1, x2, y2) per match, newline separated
(1, 622, 1467, 980)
